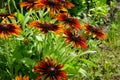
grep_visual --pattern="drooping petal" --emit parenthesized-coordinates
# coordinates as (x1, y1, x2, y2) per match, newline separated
(0, 23, 21, 40)
(13, 75, 29, 80)
(56, 64, 64, 69)
(56, 13, 81, 30)
(28, 20, 64, 34)
(34, 57, 68, 80)
(36, 74, 45, 80)
(64, 1, 74, 9)
(64, 29, 87, 49)
(83, 23, 107, 40)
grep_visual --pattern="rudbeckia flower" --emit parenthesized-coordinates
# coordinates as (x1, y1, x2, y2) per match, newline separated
(84, 24, 107, 40)
(0, 23, 21, 40)
(34, 57, 68, 80)
(55, 13, 81, 30)
(12, 75, 29, 80)
(64, 29, 87, 49)
(28, 20, 64, 34)
(20, 0, 37, 11)
(56, 0, 74, 9)
(35, 0, 67, 16)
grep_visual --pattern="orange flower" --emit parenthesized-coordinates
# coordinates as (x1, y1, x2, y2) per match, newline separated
(84, 24, 107, 40)
(28, 20, 64, 34)
(20, 0, 37, 11)
(35, 0, 67, 16)
(55, 13, 81, 30)
(12, 75, 29, 80)
(64, 29, 87, 49)
(34, 57, 68, 80)
(0, 23, 21, 40)
(56, 0, 74, 9)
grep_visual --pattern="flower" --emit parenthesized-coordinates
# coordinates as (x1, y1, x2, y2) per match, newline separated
(35, 0, 67, 16)
(56, 0, 74, 9)
(64, 29, 87, 49)
(0, 23, 21, 40)
(84, 24, 107, 40)
(28, 20, 64, 34)
(12, 75, 29, 80)
(55, 13, 81, 30)
(20, 0, 37, 11)
(34, 57, 68, 80)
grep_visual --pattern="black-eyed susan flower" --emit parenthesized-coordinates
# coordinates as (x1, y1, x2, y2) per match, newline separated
(35, 0, 67, 16)
(84, 24, 107, 40)
(64, 29, 87, 49)
(20, 0, 37, 11)
(34, 57, 68, 80)
(28, 20, 64, 34)
(12, 75, 29, 80)
(0, 23, 21, 40)
(56, 0, 74, 9)
(55, 13, 81, 30)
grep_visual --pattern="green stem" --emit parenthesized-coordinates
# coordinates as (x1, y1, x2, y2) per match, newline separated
(7, 0, 11, 13)
(5, 39, 13, 79)
(12, 0, 19, 12)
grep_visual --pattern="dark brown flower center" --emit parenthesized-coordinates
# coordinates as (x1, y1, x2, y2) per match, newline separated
(64, 17, 73, 23)
(71, 35, 80, 42)
(48, 67, 56, 75)
(48, 0, 56, 7)
(1, 24, 10, 30)
(42, 23, 52, 33)
(43, 23, 51, 29)
(87, 25, 98, 33)
(91, 28, 99, 33)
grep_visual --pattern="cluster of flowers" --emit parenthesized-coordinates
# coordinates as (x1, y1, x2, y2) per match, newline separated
(0, 0, 107, 80)
(20, 0, 107, 49)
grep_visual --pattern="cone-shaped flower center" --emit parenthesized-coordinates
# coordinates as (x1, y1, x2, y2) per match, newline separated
(2, 24, 10, 30)
(48, 67, 56, 76)
(43, 23, 51, 28)
(64, 17, 73, 23)
(91, 28, 98, 33)
(48, 0, 56, 7)
(71, 35, 80, 42)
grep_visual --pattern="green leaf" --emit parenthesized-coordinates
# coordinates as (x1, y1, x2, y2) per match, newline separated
(79, 50, 97, 56)
(21, 58, 35, 67)
(16, 36, 24, 40)
(13, 49, 23, 60)
(78, 68, 89, 77)
(80, 58, 97, 67)
(22, 12, 31, 28)
(64, 64, 78, 75)
(17, 12, 24, 23)
(36, 35, 43, 41)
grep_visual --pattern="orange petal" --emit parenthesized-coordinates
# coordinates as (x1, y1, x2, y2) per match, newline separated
(0, 32, 4, 38)
(65, 1, 74, 9)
